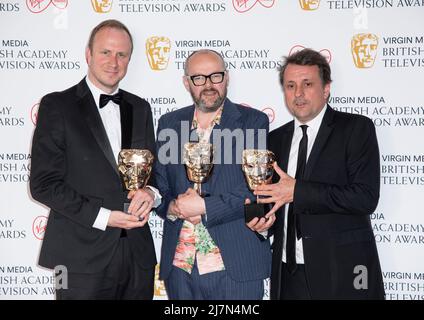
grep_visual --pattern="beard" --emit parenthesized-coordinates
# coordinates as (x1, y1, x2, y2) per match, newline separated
(190, 87, 227, 113)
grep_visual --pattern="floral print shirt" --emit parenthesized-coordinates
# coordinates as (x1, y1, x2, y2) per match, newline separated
(172, 107, 225, 275)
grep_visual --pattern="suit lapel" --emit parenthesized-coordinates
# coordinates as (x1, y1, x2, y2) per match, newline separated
(209, 99, 243, 186)
(77, 80, 120, 178)
(304, 106, 336, 180)
(179, 106, 196, 191)
(271, 122, 294, 240)
(277, 122, 294, 174)
(119, 93, 133, 150)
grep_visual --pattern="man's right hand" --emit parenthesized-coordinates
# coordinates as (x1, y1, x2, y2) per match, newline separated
(254, 162, 295, 216)
(168, 199, 202, 225)
(186, 215, 202, 225)
(107, 210, 148, 229)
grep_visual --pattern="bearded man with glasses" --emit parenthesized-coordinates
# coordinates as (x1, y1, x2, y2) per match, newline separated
(154, 49, 272, 299)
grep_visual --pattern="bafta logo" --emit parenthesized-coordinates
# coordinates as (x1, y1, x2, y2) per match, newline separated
(299, 0, 320, 10)
(351, 33, 379, 68)
(91, 0, 113, 13)
(242, 149, 275, 222)
(183, 142, 214, 196)
(118, 149, 154, 213)
(146, 36, 171, 71)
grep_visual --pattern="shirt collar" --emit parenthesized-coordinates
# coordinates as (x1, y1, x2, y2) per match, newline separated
(85, 76, 119, 109)
(191, 106, 223, 130)
(294, 104, 327, 133)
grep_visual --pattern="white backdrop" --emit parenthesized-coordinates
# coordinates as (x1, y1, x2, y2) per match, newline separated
(0, 0, 423, 300)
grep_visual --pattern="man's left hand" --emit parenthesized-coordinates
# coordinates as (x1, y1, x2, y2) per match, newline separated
(127, 188, 155, 221)
(245, 198, 276, 233)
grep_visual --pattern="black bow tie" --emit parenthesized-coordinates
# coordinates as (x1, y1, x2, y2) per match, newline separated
(99, 91, 122, 108)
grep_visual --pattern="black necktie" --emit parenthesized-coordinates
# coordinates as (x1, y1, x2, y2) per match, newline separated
(286, 125, 308, 274)
(99, 91, 122, 108)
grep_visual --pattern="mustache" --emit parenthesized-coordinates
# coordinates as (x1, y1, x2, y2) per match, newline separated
(294, 98, 308, 105)
(201, 89, 220, 96)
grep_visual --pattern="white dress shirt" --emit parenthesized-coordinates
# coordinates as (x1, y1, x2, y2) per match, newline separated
(85, 77, 161, 231)
(282, 104, 327, 264)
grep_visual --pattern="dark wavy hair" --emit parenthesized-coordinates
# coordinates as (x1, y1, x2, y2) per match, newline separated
(278, 48, 332, 87)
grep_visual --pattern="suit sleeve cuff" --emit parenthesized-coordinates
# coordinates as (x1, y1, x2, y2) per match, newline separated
(259, 230, 268, 238)
(202, 206, 208, 223)
(166, 199, 178, 222)
(92, 207, 111, 231)
(146, 185, 162, 208)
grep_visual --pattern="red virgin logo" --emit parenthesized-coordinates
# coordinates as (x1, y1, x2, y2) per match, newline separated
(261, 107, 275, 123)
(32, 216, 48, 240)
(31, 103, 39, 126)
(26, 0, 68, 13)
(233, 0, 275, 13)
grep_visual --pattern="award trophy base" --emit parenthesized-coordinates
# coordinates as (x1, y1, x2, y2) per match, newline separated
(124, 202, 145, 221)
(244, 202, 271, 223)
(124, 202, 130, 214)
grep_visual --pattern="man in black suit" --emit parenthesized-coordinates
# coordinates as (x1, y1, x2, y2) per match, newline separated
(248, 48, 385, 299)
(30, 20, 159, 299)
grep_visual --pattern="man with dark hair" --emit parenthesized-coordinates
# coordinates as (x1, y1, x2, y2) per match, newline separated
(248, 48, 385, 299)
(30, 19, 159, 299)
(155, 49, 271, 299)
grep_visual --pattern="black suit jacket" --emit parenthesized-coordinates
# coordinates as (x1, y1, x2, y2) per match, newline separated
(269, 106, 385, 299)
(30, 78, 157, 273)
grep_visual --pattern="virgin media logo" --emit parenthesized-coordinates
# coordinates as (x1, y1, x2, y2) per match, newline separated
(261, 107, 275, 123)
(32, 216, 48, 240)
(289, 45, 332, 63)
(31, 103, 39, 126)
(232, 0, 275, 13)
(26, 0, 68, 13)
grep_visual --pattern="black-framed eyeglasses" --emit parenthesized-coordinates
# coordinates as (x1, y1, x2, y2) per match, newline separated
(188, 71, 226, 86)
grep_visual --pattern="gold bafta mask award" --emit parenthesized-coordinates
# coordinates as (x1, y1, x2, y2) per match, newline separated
(242, 149, 276, 222)
(118, 149, 154, 213)
(183, 142, 214, 196)
(299, 0, 320, 10)
(351, 33, 379, 68)
(91, 0, 113, 13)
(145, 36, 171, 71)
